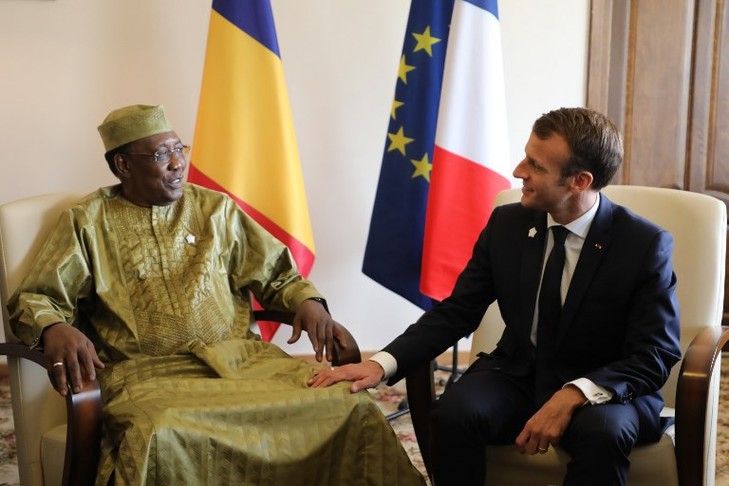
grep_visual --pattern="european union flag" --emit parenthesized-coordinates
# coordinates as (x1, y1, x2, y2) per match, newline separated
(362, 0, 456, 310)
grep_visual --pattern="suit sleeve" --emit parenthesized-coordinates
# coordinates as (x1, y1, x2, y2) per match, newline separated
(381, 206, 503, 383)
(585, 229, 681, 403)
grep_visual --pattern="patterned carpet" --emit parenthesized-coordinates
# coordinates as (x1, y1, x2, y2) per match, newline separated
(0, 373, 17, 486)
(0, 361, 726, 485)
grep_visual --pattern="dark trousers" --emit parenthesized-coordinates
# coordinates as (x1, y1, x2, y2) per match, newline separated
(429, 358, 641, 486)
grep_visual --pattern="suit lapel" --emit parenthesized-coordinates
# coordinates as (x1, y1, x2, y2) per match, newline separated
(519, 213, 547, 341)
(556, 195, 615, 345)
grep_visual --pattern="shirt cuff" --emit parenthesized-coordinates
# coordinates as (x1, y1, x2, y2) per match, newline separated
(369, 351, 398, 382)
(565, 377, 613, 405)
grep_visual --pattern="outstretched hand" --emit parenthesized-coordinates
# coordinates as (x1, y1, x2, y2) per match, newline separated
(308, 360, 385, 393)
(288, 299, 348, 363)
(41, 322, 105, 396)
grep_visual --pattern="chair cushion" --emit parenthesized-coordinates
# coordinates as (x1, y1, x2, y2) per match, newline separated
(41, 424, 66, 486)
(485, 432, 678, 486)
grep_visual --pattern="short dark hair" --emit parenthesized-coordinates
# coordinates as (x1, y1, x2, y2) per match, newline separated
(103, 141, 132, 177)
(532, 107, 623, 190)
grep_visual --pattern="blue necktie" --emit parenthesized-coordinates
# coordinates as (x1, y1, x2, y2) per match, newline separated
(538, 225, 569, 350)
(534, 225, 570, 404)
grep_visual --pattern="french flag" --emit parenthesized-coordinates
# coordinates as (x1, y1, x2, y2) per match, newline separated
(421, 0, 511, 301)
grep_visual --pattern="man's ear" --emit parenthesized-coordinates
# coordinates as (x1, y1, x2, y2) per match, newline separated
(570, 171, 593, 193)
(113, 153, 130, 178)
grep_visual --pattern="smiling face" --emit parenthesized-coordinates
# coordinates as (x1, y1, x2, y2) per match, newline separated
(113, 131, 186, 207)
(513, 131, 571, 206)
(512, 131, 594, 223)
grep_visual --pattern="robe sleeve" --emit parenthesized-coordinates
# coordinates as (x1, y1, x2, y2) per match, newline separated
(8, 208, 93, 348)
(221, 197, 322, 313)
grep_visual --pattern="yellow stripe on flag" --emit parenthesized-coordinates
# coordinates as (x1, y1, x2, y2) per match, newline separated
(193, 11, 314, 251)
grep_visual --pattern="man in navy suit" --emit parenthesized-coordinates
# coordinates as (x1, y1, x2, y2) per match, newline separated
(309, 107, 681, 486)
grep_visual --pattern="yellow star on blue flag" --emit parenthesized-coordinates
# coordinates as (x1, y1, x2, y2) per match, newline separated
(363, 0, 455, 310)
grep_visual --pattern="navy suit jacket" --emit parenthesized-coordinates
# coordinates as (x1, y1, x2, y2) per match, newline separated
(384, 194, 681, 440)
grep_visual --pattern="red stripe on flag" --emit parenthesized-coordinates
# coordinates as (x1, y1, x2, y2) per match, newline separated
(188, 166, 315, 276)
(421, 145, 510, 301)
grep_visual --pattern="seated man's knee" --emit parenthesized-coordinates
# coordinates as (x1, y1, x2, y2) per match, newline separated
(430, 371, 533, 446)
(563, 404, 639, 457)
(430, 385, 479, 434)
(429, 381, 507, 446)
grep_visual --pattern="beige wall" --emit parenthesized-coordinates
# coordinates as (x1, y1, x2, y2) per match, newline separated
(0, 0, 589, 354)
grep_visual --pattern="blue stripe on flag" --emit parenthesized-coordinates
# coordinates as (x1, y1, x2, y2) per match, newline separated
(463, 0, 499, 19)
(362, 0, 456, 310)
(212, 0, 281, 56)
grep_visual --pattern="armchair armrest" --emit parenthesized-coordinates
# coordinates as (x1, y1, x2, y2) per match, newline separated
(64, 379, 102, 486)
(675, 325, 729, 486)
(253, 310, 362, 366)
(0, 342, 102, 486)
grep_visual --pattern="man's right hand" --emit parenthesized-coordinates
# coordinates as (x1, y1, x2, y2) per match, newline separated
(307, 360, 385, 393)
(41, 322, 105, 396)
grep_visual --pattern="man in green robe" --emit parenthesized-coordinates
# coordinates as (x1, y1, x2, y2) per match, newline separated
(8, 104, 425, 486)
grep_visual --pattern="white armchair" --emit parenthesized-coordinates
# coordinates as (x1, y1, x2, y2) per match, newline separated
(0, 191, 101, 486)
(406, 185, 729, 485)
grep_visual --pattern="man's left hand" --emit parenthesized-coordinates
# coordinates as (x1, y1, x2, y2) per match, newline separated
(515, 385, 587, 455)
(288, 299, 347, 362)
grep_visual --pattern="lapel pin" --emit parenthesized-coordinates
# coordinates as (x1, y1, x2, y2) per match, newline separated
(594, 243, 603, 250)
(185, 234, 197, 245)
(528, 227, 537, 238)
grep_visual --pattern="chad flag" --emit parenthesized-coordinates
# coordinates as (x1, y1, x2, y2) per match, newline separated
(189, 0, 314, 341)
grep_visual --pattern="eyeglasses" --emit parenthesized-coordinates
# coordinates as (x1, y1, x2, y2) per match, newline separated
(123, 145, 191, 164)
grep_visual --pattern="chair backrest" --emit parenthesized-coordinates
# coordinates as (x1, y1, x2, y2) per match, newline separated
(469, 186, 727, 408)
(0, 191, 86, 486)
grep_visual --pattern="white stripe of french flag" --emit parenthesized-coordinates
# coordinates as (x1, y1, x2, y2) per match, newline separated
(421, 0, 511, 301)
